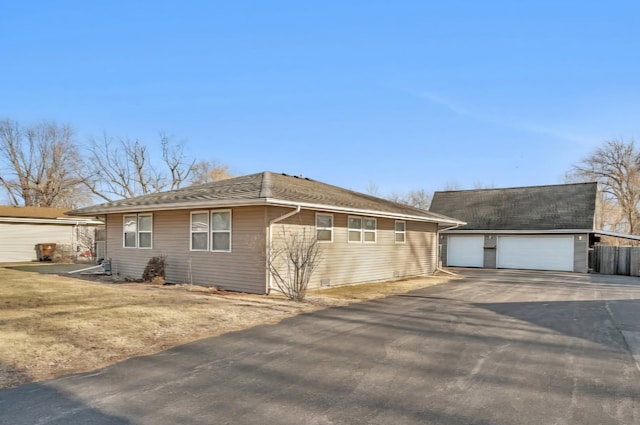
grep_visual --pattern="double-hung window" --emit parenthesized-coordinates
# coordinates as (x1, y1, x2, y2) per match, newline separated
(316, 213, 333, 242)
(348, 216, 362, 242)
(211, 210, 232, 252)
(123, 213, 153, 248)
(190, 211, 209, 251)
(349, 216, 376, 243)
(190, 210, 232, 252)
(363, 218, 376, 243)
(395, 220, 406, 243)
(123, 215, 137, 248)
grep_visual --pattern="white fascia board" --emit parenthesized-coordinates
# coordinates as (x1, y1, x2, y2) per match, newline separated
(265, 199, 466, 225)
(593, 230, 640, 241)
(69, 197, 465, 225)
(442, 229, 593, 234)
(0, 217, 103, 225)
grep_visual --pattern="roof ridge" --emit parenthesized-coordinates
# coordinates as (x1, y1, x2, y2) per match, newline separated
(259, 171, 272, 198)
(433, 181, 597, 194)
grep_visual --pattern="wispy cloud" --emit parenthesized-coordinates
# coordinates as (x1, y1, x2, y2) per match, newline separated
(417, 90, 595, 146)
(418, 91, 469, 116)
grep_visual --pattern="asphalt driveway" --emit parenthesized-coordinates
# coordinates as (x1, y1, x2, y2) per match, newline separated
(1, 269, 639, 425)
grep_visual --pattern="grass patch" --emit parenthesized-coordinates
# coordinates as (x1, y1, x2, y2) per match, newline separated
(0, 267, 455, 389)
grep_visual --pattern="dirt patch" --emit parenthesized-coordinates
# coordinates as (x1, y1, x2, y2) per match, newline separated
(0, 267, 458, 390)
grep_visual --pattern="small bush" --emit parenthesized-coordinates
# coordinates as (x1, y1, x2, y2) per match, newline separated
(142, 256, 166, 282)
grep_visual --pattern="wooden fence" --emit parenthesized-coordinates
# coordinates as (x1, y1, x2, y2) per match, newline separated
(592, 245, 640, 276)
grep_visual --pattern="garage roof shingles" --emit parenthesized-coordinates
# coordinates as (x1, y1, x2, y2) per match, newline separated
(69, 171, 461, 223)
(429, 182, 598, 231)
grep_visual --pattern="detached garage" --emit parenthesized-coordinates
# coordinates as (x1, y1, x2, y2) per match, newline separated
(0, 206, 102, 263)
(431, 182, 597, 273)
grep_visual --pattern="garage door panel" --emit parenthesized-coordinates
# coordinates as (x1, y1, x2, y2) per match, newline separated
(497, 236, 573, 272)
(0, 223, 71, 262)
(447, 236, 484, 267)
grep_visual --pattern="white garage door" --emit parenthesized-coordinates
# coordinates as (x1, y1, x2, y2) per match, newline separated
(0, 223, 72, 263)
(497, 236, 574, 272)
(447, 235, 484, 267)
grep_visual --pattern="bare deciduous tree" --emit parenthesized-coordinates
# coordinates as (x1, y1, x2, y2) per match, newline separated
(0, 119, 85, 207)
(364, 181, 381, 197)
(365, 182, 432, 210)
(267, 226, 321, 301)
(161, 133, 196, 191)
(386, 189, 432, 210)
(572, 139, 640, 234)
(83, 133, 198, 202)
(189, 160, 234, 185)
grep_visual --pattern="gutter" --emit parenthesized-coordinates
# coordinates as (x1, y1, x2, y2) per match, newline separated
(266, 205, 302, 294)
(436, 223, 461, 275)
(67, 198, 464, 226)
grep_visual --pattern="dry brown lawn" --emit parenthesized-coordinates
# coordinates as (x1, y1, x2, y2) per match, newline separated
(0, 266, 457, 390)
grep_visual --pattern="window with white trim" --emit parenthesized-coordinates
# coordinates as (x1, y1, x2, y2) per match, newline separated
(123, 215, 137, 248)
(348, 216, 362, 242)
(395, 220, 406, 243)
(349, 216, 376, 243)
(138, 214, 153, 248)
(316, 213, 333, 242)
(363, 218, 376, 243)
(123, 213, 153, 248)
(190, 211, 209, 251)
(211, 210, 232, 252)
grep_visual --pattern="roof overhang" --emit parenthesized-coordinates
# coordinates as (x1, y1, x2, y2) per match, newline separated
(593, 230, 640, 241)
(441, 229, 594, 234)
(68, 198, 465, 226)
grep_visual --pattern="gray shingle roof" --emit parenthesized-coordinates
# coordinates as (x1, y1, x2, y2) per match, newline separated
(68, 172, 463, 224)
(429, 182, 598, 231)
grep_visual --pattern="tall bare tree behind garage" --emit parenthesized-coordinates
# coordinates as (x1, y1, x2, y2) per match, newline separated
(572, 139, 640, 234)
(0, 119, 86, 207)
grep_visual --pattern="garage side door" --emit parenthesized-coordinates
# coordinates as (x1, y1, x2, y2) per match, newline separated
(497, 236, 574, 272)
(447, 235, 484, 267)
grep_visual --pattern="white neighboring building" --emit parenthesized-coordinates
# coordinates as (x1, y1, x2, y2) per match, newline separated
(0, 206, 103, 263)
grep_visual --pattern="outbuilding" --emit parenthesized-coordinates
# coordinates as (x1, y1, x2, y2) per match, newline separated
(0, 206, 102, 263)
(429, 182, 598, 273)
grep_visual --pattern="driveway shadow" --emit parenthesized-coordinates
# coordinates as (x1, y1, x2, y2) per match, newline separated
(0, 382, 131, 425)
(472, 299, 640, 350)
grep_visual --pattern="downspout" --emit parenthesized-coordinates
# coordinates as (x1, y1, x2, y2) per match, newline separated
(436, 223, 461, 275)
(266, 205, 302, 294)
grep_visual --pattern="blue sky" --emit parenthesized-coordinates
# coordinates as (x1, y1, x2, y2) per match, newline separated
(2, 1, 639, 196)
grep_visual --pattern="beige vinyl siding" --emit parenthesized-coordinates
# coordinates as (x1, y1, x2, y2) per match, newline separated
(0, 223, 73, 262)
(271, 209, 438, 290)
(105, 206, 268, 293)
